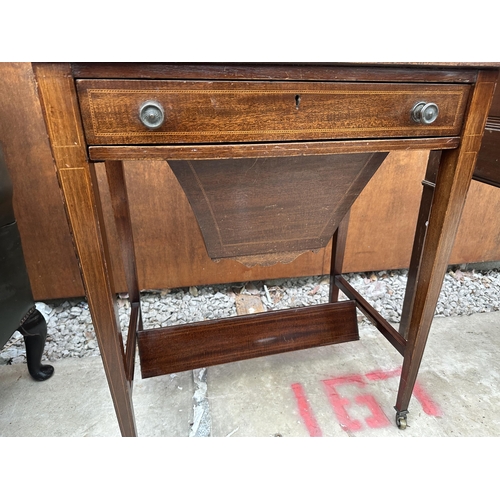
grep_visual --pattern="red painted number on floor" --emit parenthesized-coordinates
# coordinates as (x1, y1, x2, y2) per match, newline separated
(292, 368, 441, 435)
(291, 383, 323, 437)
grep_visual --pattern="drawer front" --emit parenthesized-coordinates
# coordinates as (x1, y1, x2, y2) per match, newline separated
(76, 79, 471, 145)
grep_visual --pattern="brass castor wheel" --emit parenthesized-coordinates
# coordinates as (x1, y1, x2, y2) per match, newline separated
(394, 409, 409, 430)
(396, 415, 407, 430)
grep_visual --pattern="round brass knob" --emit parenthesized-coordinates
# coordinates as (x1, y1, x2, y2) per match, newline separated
(139, 101, 165, 129)
(411, 101, 439, 125)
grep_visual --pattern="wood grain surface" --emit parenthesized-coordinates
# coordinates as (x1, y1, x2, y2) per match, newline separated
(168, 153, 387, 262)
(71, 62, 481, 82)
(137, 301, 359, 378)
(76, 79, 470, 144)
(0, 63, 83, 299)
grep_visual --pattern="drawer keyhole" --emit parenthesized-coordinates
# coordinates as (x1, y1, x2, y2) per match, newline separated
(295, 94, 301, 109)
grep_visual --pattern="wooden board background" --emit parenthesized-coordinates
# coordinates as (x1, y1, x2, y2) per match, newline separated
(1, 63, 500, 301)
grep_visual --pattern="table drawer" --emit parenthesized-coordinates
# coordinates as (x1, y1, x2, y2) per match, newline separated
(76, 79, 471, 145)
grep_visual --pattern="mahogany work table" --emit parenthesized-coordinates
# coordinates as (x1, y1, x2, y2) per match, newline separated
(33, 63, 498, 436)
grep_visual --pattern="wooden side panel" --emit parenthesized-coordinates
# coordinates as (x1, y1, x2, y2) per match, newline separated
(343, 150, 429, 272)
(450, 179, 500, 264)
(0, 63, 84, 298)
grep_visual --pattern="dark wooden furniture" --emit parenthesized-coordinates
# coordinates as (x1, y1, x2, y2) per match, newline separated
(0, 145, 54, 381)
(32, 63, 498, 436)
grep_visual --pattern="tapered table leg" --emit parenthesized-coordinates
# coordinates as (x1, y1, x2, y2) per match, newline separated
(33, 63, 137, 436)
(394, 70, 498, 428)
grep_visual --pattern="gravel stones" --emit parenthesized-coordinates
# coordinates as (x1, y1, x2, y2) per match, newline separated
(141, 286, 237, 329)
(2, 267, 500, 366)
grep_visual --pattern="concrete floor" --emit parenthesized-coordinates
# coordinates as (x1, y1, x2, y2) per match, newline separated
(1, 311, 500, 437)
